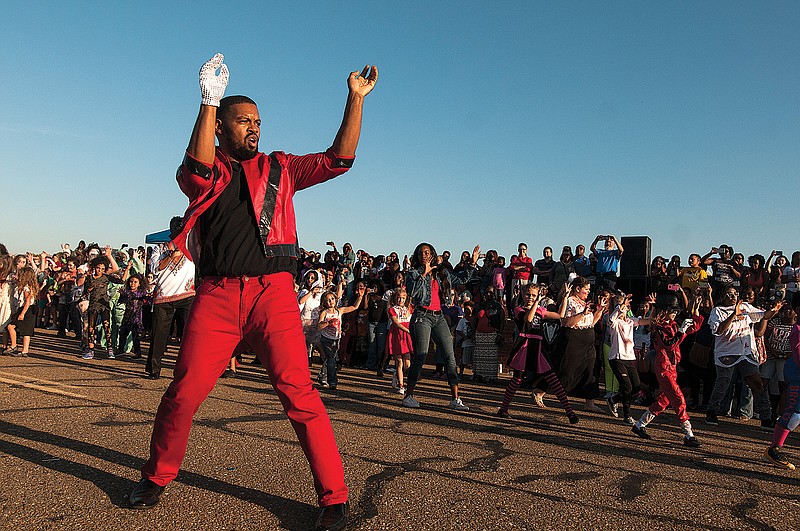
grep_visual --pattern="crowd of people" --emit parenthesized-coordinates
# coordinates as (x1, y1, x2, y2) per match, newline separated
(2, 237, 798, 471)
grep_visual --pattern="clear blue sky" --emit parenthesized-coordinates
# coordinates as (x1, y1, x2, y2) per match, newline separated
(2, 1, 798, 263)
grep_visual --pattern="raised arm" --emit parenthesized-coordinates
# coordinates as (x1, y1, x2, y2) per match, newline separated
(331, 66, 378, 157)
(610, 235, 623, 255)
(103, 245, 120, 273)
(590, 235, 602, 254)
(701, 247, 717, 266)
(340, 288, 366, 315)
(187, 53, 230, 165)
(765, 250, 777, 270)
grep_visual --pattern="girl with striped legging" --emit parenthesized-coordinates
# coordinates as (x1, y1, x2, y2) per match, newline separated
(497, 284, 579, 424)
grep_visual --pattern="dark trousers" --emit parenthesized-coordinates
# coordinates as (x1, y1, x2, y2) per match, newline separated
(146, 297, 194, 377)
(58, 303, 70, 334)
(119, 322, 143, 355)
(68, 302, 83, 340)
(609, 359, 641, 418)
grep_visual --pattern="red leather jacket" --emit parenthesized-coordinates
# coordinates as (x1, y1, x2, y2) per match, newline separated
(172, 147, 353, 261)
(652, 314, 704, 369)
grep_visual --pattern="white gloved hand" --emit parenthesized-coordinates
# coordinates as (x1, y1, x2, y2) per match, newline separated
(199, 53, 229, 107)
(678, 318, 694, 334)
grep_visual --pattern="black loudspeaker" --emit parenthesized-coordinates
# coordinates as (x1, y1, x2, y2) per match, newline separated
(616, 277, 651, 305)
(620, 236, 651, 278)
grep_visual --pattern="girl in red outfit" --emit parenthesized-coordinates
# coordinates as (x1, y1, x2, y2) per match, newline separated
(632, 294, 703, 447)
(385, 287, 413, 394)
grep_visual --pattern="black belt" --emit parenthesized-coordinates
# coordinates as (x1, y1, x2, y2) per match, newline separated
(416, 308, 443, 316)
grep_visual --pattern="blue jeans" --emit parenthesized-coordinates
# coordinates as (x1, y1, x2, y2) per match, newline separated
(721, 371, 753, 418)
(708, 360, 771, 420)
(366, 321, 388, 370)
(408, 311, 459, 388)
(320, 337, 340, 386)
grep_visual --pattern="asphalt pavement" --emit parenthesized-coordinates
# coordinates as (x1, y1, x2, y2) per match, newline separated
(1, 329, 798, 530)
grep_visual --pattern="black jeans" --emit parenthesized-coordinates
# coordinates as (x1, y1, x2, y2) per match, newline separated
(146, 297, 194, 377)
(609, 359, 641, 418)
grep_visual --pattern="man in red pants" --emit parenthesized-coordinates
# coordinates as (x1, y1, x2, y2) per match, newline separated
(128, 53, 378, 531)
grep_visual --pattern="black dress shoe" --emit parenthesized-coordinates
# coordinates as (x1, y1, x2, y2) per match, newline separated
(314, 501, 349, 530)
(128, 478, 165, 509)
(142, 373, 160, 380)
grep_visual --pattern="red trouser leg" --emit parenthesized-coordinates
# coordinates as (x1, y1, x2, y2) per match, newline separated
(141, 273, 348, 507)
(242, 273, 347, 506)
(142, 281, 243, 486)
(649, 365, 689, 423)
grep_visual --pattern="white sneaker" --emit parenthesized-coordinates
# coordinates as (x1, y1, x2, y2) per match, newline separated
(449, 398, 470, 412)
(397, 387, 406, 395)
(401, 395, 420, 408)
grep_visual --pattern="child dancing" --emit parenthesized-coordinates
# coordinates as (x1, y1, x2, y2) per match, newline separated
(497, 284, 579, 424)
(631, 294, 703, 447)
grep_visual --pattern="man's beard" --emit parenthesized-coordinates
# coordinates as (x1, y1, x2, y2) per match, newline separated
(230, 140, 258, 161)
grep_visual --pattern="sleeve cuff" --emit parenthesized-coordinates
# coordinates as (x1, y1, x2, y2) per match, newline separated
(328, 148, 355, 169)
(182, 152, 214, 180)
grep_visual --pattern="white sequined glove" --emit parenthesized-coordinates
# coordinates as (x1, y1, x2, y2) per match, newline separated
(678, 318, 694, 334)
(199, 53, 229, 107)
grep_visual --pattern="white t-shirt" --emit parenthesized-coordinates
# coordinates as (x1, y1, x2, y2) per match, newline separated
(319, 308, 343, 340)
(456, 316, 474, 348)
(607, 307, 644, 361)
(708, 304, 765, 367)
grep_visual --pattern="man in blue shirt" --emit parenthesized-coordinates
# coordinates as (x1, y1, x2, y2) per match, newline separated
(591, 235, 624, 290)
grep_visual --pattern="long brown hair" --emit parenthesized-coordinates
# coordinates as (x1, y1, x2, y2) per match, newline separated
(649, 307, 677, 332)
(15, 267, 39, 300)
(0, 254, 12, 281)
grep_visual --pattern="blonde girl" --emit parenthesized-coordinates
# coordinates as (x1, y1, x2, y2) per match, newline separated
(385, 287, 414, 394)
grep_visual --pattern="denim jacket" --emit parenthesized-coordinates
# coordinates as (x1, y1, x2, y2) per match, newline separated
(406, 266, 477, 308)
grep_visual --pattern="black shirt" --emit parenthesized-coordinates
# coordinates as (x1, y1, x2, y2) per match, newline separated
(367, 296, 388, 323)
(197, 162, 295, 277)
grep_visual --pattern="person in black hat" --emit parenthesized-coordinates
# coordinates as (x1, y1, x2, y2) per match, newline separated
(631, 293, 704, 447)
